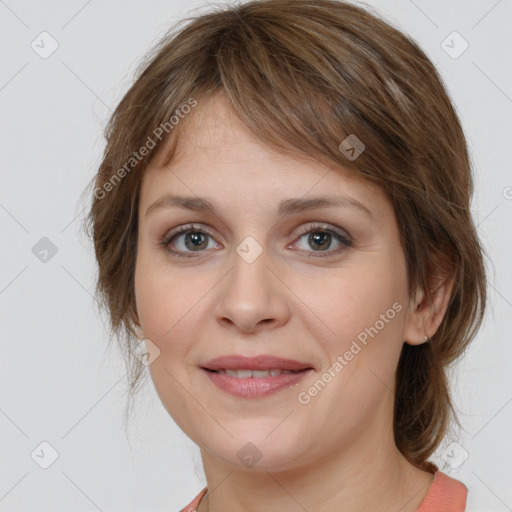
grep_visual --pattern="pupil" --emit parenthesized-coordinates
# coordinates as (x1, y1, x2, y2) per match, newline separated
(186, 232, 207, 250)
(310, 232, 330, 251)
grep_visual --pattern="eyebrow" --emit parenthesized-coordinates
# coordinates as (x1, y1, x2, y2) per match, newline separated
(145, 193, 374, 219)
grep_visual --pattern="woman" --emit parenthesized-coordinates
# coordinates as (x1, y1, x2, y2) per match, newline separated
(85, 1, 487, 510)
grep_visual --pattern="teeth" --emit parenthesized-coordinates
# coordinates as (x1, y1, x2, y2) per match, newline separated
(230, 369, 252, 378)
(217, 369, 296, 378)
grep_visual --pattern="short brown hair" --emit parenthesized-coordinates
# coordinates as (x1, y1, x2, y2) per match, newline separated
(84, 0, 487, 471)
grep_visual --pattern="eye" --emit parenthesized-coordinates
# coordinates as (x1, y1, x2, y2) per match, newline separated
(159, 222, 352, 259)
(160, 223, 219, 258)
(290, 223, 352, 258)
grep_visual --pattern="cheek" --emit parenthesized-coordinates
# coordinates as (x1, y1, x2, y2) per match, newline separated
(134, 259, 177, 363)
(291, 268, 406, 432)
(134, 262, 171, 338)
(301, 263, 405, 335)
(295, 264, 407, 384)
(135, 247, 185, 331)
(133, 257, 205, 431)
(134, 255, 212, 361)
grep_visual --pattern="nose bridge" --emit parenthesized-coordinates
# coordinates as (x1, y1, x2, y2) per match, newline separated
(232, 237, 269, 294)
(228, 237, 272, 306)
(214, 236, 289, 331)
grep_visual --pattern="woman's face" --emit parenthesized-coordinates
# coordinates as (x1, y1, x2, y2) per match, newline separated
(134, 93, 423, 471)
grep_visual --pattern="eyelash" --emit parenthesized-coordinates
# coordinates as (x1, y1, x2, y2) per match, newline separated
(159, 222, 352, 259)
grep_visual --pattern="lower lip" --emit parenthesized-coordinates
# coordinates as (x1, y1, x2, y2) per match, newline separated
(201, 368, 313, 398)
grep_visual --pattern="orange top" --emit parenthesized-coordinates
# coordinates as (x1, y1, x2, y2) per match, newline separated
(179, 471, 467, 512)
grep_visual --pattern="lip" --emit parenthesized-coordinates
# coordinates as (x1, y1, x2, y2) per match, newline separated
(201, 367, 314, 398)
(200, 354, 314, 399)
(201, 354, 314, 371)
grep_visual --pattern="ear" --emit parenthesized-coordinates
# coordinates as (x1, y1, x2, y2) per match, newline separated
(404, 268, 454, 346)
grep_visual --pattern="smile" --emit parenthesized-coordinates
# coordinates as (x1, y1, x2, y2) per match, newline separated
(209, 368, 300, 377)
(201, 367, 313, 398)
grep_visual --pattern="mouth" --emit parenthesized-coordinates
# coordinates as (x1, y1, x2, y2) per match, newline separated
(200, 366, 314, 398)
(202, 368, 307, 377)
(202, 354, 314, 372)
(200, 354, 314, 398)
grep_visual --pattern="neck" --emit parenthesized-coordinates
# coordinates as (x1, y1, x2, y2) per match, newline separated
(197, 414, 434, 512)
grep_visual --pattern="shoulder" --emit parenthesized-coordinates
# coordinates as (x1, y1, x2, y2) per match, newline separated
(416, 471, 467, 512)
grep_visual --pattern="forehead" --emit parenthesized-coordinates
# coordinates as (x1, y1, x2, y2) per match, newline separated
(152, 92, 348, 171)
(140, 92, 389, 221)
(153, 92, 281, 168)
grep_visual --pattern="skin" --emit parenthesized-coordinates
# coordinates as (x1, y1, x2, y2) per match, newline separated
(133, 91, 454, 512)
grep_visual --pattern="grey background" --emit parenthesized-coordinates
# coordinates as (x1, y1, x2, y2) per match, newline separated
(0, 0, 511, 510)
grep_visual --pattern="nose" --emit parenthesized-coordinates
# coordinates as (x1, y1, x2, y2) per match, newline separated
(213, 244, 290, 334)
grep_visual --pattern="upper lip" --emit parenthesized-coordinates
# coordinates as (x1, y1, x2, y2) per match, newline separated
(202, 354, 314, 371)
